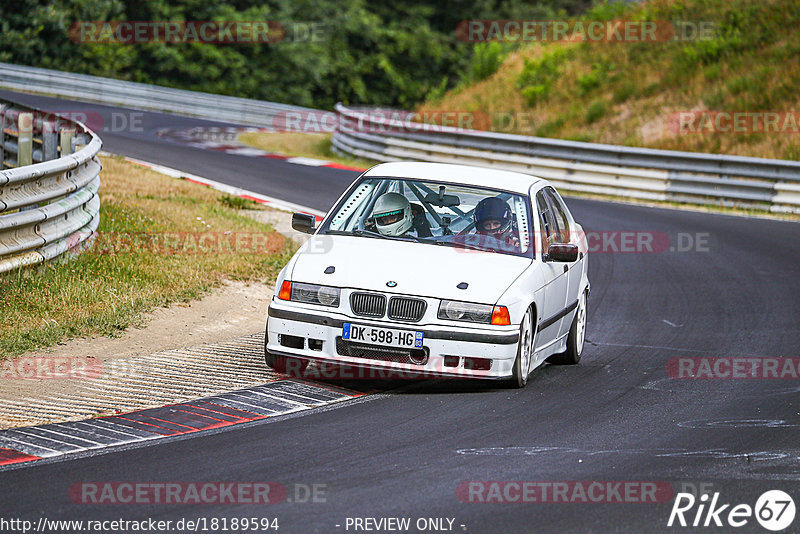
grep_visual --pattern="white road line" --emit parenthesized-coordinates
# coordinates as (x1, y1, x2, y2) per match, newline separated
(244, 389, 308, 406)
(28, 427, 104, 447)
(12, 429, 85, 449)
(286, 156, 329, 166)
(0, 435, 61, 456)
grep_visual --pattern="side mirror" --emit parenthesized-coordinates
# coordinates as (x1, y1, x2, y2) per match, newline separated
(292, 212, 317, 234)
(546, 243, 578, 262)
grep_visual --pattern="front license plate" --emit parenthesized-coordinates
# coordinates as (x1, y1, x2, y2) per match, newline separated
(342, 323, 423, 348)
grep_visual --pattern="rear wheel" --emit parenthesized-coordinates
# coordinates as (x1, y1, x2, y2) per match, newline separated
(509, 307, 535, 388)
(547, 290, 586, 365)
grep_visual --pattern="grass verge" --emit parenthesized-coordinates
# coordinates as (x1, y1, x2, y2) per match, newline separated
(237, 131, 373, 170)
(0, 155, 296, 359)
(419, 0, 800, 161)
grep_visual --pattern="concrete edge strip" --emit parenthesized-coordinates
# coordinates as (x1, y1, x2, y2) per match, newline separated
(156, 127, 366, 173)
(0, 379, 363, 469)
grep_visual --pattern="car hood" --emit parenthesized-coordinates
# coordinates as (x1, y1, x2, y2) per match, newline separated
(289, 235, 532, 303)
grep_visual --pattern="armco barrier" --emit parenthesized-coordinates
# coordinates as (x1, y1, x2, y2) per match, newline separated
(0, 62, 313, 128)
(332, 105, 800, 213)
(0, 100, 102, 273)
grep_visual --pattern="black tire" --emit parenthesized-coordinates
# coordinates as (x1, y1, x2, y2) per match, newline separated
(547, 291, 587, 365)
(508, 306, 535, 388)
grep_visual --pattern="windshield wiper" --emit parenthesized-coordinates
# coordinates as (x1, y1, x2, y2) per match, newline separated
(433, 239, 497, 253)
(323, 230, 355, 236)
(325, 228, 427, 243)
(353, 229, 429, 243)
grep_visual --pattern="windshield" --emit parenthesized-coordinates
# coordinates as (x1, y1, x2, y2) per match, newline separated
(320, 177, 533, 257)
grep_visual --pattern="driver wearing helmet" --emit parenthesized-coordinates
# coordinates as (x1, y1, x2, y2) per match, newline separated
(372, 192, 416, 237)
(474, 196, 520, 249)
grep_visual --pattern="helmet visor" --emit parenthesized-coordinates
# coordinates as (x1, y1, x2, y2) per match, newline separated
(375, 209, 404, 226)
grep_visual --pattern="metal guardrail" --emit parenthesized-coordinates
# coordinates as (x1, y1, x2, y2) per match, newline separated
(0, 99, 102, 273)
(332, 105, 800, 213)
(0, 62, 313, 128)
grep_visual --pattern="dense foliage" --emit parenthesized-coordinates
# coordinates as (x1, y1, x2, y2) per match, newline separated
(0, 0, 592, 109)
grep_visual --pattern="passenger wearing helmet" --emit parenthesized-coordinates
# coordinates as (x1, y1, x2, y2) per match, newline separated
(474, 196, 520, 249)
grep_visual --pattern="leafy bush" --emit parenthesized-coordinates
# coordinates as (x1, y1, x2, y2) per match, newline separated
(584, 99, 607, 123)
(463, 42, 507, 84)
(577, 60, 615, 96)
(517, 47, 573, 106)
(612, 82, 635, 103)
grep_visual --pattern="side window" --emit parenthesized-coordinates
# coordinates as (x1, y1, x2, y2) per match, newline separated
(544, 187, 570, 244)
(535, 190, 556, 254)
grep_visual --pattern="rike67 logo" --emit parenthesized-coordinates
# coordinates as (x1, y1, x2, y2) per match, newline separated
(668, 490, 796, 531)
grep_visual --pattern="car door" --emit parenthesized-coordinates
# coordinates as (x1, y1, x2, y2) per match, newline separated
(543, 187, 582, 341)
(534, 187, 569, 351)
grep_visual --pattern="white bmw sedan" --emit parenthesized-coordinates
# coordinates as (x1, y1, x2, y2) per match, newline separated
(265, 162, 589, 387)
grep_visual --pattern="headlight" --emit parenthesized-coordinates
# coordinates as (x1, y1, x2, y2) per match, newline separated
(438, 300, 493, 323)
(278, 281, 340, 307)
(438, 300, 511, 326)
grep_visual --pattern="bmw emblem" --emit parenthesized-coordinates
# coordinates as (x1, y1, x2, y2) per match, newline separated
(386, 281, 397, 288)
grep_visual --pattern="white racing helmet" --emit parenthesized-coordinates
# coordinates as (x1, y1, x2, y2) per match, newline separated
(373, 192, 412, 236)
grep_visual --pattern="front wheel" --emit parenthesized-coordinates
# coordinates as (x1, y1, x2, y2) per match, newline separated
(509, 307, 535, 388)
(547, 291, 587, 365)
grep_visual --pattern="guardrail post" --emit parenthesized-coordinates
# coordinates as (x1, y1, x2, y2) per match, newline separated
(17, 112, 33, 167)
(60, 128, 74, 156)
(0, 104, 6, 167)
(42, 119, 58, 161)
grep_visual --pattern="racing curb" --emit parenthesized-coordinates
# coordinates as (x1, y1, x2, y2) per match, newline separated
(0, 379, 363, 469)
(0, 152, 371, 469)
(156, 126, 367, 174)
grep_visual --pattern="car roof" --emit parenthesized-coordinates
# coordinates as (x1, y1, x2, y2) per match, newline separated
(362, 162, 545, 194)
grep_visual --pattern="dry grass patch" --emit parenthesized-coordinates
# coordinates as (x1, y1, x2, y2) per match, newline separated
(0, 155, 295, 358)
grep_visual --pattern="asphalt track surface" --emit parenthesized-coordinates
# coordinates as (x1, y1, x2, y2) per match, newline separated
(2, 89, 800, 533)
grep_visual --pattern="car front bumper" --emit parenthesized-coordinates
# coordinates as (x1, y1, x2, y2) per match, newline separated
(266, 303, 520, 380)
